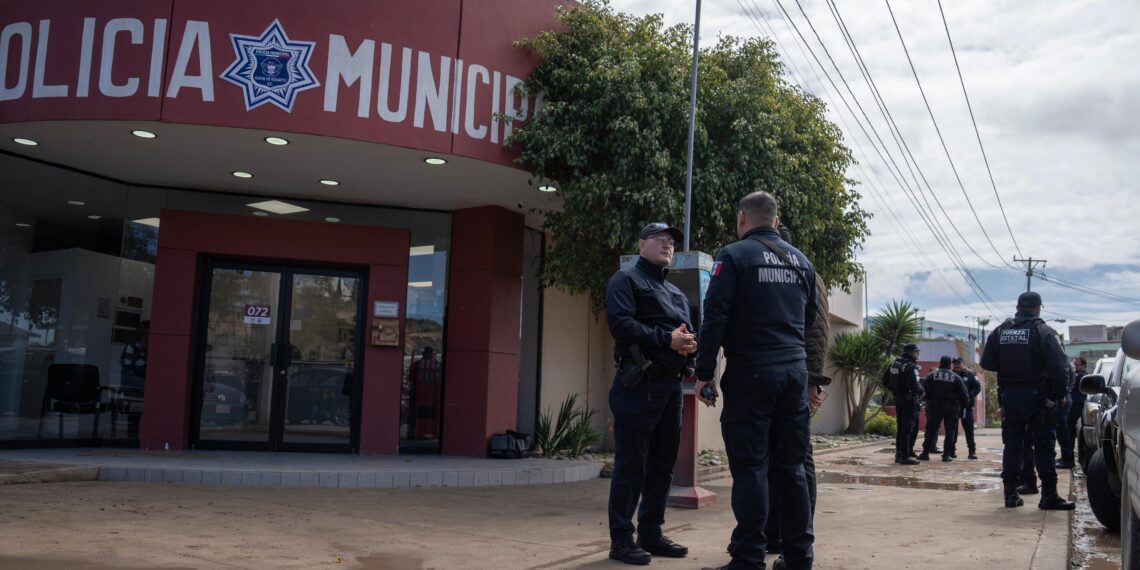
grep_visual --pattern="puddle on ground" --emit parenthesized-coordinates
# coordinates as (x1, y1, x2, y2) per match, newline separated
(1071, 471, 1122, 569)
(355, 554, 426, 569)
(816, 470, 999, 492)
(0, 556, 193, 570)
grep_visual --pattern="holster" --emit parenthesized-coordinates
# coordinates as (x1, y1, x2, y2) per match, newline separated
(620, 345, 653, 389)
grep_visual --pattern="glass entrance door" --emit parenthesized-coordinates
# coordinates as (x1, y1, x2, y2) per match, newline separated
(193, 261, 364, 452)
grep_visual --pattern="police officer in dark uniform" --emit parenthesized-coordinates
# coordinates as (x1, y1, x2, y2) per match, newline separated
(980, 291, 1075, 510)
(952, 357, 982, 460)
(1059, 357, 1088, 469)
(888, 344, 924, 465)
(1054, 356, 1078, 469)
(604, 222, 696, 565)
(695, 191, 817, 570)
(918, 356, 969, 462)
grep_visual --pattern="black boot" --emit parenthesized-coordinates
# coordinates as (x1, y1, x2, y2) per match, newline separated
(1056, 458, 1075, 469)
(1004, 483, 1024, 508)
(968, 450, 978, 460)
(610, 539, 651, 565)
(917, 452, 930, 461)
(637, 534, 688, 558)
(772, 556, 787, 570)
(1016, 482, 1039, 495)
(1039, 482, 1076, 511)
(942, 456, 953, 462)
(898, 456, 919, 465)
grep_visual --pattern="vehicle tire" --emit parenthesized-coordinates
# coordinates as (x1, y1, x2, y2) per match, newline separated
(1088, 448, 1122, 532)
(1122, 468, 1140, 569)
(1079, 436, 1092, 474)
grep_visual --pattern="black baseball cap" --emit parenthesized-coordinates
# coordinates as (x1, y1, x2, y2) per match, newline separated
(903, 343, 919, 353)
(1017, 291, 1043, 309)
(951, 357, 964, 364)
(639, 222, 684, 243)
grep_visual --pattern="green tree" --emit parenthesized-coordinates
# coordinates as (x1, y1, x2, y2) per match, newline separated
(830, 300, 920, 433)
(509, 1, 868, 312)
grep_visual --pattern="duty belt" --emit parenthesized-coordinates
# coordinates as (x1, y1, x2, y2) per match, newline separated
(620, 359, 684, 380)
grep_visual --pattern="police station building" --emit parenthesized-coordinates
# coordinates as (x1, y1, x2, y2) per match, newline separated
(0, 0, 864, 457)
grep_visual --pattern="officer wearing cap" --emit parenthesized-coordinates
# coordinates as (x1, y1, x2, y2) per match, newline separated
(887, 343, 925, 465)
(694, 191, 818, 570)
(918, 356, 969, 462)
(951, 357, 982, 460)
(981, 292, 1075, 510)
(603, 222, 695, 565)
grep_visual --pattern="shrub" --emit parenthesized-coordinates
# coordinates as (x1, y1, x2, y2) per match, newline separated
(535, 393, 601, 458)
(864, 413, 897, 437)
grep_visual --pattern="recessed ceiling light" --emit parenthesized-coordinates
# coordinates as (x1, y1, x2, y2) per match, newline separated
(132, 217, 161, 228)
(232, 171, 253, 179)
(409, 281, 433, 288)
(538, 185, 558, 192)
(15, 222, 31, 228)
(131, 130, 156, 139)
(68, 200, 85, 206)
(88, 215, 102, 220)
(424, 157, 447, 165)
(319, 179, 339, 186)
(265, 136, 289, 146)
(247, 200, 310, 215)
(252, 211, 269, 217)
(13, 138, 38, 146)
(325, 217, 341, 223)
(409, 245, 435, 256)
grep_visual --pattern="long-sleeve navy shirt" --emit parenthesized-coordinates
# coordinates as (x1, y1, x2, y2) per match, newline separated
(695, 226, 817, 381)
(604, 256, 695, 373)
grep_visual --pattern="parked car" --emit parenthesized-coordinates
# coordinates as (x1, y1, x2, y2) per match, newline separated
(1081, 318, 1140, 567)
(1080, 354, 1120, 472)
(285, 366, 353, 427)
(199, 371, 248, 427)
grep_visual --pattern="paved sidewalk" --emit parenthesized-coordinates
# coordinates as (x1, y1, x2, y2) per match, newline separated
(0, 428, 1071, 569)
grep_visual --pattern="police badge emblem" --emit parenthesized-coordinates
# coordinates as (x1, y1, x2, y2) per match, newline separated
(221, 19, 319, 112)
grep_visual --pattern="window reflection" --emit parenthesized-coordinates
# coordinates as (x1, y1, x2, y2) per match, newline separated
(400, 247, 448, 449)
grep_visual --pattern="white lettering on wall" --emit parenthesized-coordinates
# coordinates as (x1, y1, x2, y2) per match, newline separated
(33, 20, 68, 98)
(377, 43, 410, 123)
(413, 51, 450, 132)
(99, 18, 144, 97)
(76, 18, 95, 97)
(148, 19, 167, 97)
(166, 20, 213, 101)
(324, 34, 374, 118)
(0, 22, 33, 101)
(464, 64, 489, 140)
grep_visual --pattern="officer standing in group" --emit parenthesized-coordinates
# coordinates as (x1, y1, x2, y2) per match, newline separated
(603, 222, 696, 565)
(952, 357, 982, 460)
(888, 344, 925, 465)
(1059, 357, 1088, 469)
(695, 191, 818, 570)
(918, 356, 969, 462)
(980, 292, 1075, 510)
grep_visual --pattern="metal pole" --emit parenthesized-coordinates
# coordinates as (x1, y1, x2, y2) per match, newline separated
(683, 0, 701, 252)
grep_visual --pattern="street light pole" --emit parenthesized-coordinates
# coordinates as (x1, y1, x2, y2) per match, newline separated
(682, 0, 701, 252)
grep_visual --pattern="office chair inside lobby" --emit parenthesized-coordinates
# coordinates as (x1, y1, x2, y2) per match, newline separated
(38, 364, 111, 439)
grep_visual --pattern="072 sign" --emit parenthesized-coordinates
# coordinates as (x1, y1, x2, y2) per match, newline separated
(243, 304, 271, 325)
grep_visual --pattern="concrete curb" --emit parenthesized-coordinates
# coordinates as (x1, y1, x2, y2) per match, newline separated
(0, 465, 99, 485)
(812, 438, 893, 456)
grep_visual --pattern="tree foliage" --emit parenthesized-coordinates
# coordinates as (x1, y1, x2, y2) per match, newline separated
(509, 1, 869, 312)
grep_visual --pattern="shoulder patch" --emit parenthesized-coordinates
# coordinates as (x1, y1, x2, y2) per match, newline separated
(711, 261, 723, 276)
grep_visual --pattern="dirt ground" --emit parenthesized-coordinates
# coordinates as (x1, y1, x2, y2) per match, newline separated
(0, 428, 1073, 569)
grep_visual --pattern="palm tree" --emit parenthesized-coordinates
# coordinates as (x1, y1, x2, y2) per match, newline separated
(978, 318, 992, 348)
(829, 330, 893, 434)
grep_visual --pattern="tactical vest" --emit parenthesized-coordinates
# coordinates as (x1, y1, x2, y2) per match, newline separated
(995, 319, 1040, 384)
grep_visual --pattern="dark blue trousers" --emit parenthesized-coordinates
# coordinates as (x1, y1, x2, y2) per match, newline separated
(764, 444, 816, 555)
(1001, 385, 1058, 491)
(894, 394, 918, 460)
(1055, 399, 1074, 463)
(962, 405, 977, 454)
(722, 361, 813, 570)
(607, 373, 682, 542)
(922, 400, 961, 458)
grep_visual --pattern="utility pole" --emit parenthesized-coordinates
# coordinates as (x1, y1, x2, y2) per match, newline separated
(681, 0, 701, 252)
(1013, 257, 1047, 292)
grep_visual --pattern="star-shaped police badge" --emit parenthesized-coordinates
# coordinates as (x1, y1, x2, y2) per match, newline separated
(221, 19, 320, 112)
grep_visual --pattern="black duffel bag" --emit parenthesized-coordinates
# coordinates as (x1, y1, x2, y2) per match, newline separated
(489, 430, 531, 459)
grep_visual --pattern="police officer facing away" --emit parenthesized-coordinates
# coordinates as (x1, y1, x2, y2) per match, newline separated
(952, 357, 982, 460)
(918, 356, 969, 462)
(695, 191, 818, 570)
(604, 222, 695, 565)
(888, 344, 925, 465)
(1058, 357, 1088, 469)
(980, 291, 1075, 510)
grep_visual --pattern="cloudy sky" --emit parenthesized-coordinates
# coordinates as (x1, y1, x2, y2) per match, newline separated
(620, 0, 1140, 338)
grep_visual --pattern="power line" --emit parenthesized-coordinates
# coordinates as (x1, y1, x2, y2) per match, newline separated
(883, 0, 1018, 269)
(753, 0, 1007, 316)
(1034, 273, 1140, 308)
(1012, 256, 1047, 292)
(936, 0, 1023, 258)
